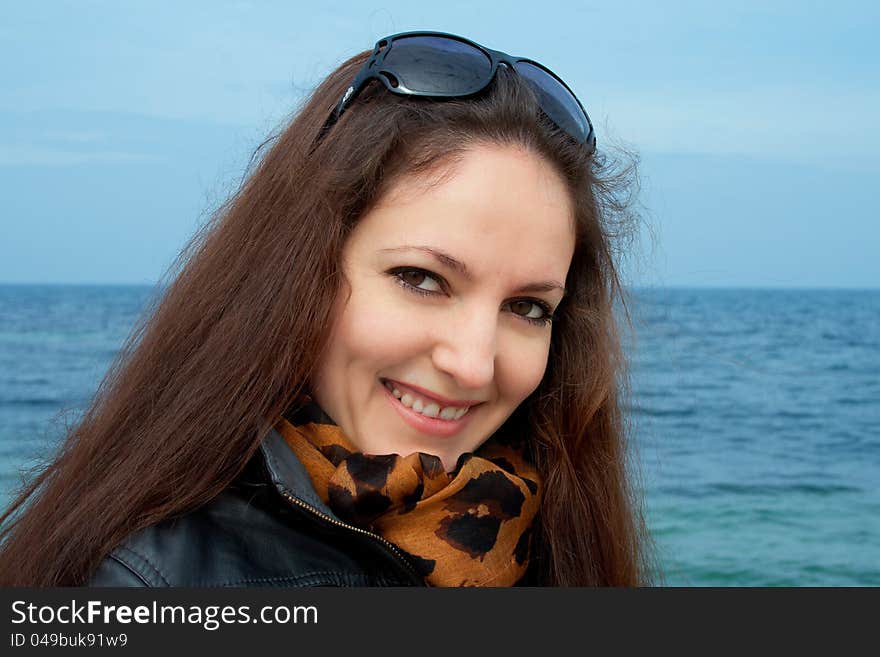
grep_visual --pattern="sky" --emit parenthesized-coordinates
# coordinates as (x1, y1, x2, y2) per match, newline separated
(1, 0, 877, 288)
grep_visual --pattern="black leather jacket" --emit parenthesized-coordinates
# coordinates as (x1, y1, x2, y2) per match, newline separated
(87, 426, 426, 587)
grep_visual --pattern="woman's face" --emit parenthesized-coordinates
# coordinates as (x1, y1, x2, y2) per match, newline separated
(311, 143, 576, 470)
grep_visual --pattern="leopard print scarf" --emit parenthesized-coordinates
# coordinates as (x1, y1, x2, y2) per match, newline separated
(275, 396, 542, 587)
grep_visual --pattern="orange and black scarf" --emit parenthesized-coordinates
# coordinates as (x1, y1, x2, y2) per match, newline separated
(275, 396, 542, 587)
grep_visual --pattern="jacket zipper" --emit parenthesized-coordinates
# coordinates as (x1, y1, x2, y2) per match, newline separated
(278, 489, 426, 586)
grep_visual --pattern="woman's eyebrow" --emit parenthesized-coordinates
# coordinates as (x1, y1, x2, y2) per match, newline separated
(379, 245, 567, 296)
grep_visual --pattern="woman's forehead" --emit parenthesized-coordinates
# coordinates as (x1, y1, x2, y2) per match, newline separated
(350, 144, 576, 275)
(376, 142, 573, 214)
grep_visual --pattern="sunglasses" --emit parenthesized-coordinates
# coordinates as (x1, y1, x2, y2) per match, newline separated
(321, 31, 596, 153)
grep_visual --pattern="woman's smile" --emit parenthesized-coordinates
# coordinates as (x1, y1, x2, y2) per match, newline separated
(380, 378, 478, 438)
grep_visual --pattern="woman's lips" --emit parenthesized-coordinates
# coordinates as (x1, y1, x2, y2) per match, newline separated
(381, 378, 482, 409)
(380, 379, 476, 438)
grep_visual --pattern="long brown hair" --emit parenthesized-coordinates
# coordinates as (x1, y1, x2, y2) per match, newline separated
(0, 48, 653, 586)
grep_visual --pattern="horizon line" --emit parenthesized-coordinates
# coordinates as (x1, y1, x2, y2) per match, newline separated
(1, 282, 878, 292)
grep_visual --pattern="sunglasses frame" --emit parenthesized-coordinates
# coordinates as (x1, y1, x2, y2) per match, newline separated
(322, 31, 596, 152)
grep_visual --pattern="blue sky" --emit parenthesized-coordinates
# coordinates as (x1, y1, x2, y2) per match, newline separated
(1, 0, 877, 287)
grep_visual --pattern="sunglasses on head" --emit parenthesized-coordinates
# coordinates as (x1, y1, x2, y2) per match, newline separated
(320, 31, 597, 153)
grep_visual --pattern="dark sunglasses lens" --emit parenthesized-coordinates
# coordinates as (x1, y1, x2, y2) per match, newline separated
(514, 61, 591, 144)
(383, 36, 492, 95)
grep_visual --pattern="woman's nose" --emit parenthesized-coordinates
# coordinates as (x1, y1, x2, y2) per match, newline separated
(430, 310, 497, 390)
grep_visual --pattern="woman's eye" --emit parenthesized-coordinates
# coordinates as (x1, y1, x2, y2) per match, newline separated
(508, 300, 551, 322)
(509, 300, 542, 319)
(393, 268, 444, 294)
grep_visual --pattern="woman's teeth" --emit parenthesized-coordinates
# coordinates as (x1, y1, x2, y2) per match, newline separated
(383, 381, 469, 421)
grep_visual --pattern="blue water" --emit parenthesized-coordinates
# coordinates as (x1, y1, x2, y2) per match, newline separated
(1, 284, 878, 586)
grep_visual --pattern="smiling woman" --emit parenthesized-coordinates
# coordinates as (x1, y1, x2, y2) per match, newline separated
(311, 144, 574, 471)
(0, 31, 651, 587)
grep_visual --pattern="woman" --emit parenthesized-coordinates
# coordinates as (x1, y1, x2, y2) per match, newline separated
(0, 32, 651, 586)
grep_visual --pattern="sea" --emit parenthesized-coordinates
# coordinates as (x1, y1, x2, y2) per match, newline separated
(1, 284, 877, 586)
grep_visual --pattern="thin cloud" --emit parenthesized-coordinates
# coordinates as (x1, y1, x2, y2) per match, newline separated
(0, 146, 160, 167)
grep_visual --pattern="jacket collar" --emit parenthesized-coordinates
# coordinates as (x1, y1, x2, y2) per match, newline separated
(259, 425, 338, 519)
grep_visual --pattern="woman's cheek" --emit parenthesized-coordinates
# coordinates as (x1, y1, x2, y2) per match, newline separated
(347, 285, 425, 352)
(502, 334, 552, 398)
